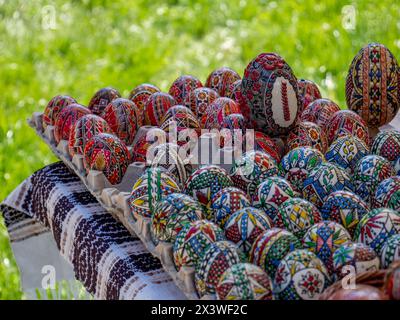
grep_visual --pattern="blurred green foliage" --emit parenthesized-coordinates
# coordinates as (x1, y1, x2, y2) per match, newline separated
(0, 0, 399, 299)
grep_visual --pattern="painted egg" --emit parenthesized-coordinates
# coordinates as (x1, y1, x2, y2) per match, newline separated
(211, 187, 251, 227)
(252, 176, 295, 224)
(373, 176, 400, 211)
(68, 114, 112, 157)
(195, 241, 245, 297)
(224, 207, 273, 255)
(384, 262, 400, 300)
(151, 193, 203, 243)
(173, 220, 225, 270)
(184, 165, 234, 219)
(144, 92, 176, 126)
(352, 155, 394, 205)
(249, 228, 302, 278)
(129, 167, 181, 218)
(273, 249, 331, 300)
(354, 208, 400, 254)
(279, 147, 325, 194)
(220, 113, 246, 147)
(131, 127, 166, 162)
(184, 87, 219, 119)
(332, 242, 380, 280)
(240, 53, 300, 137)
(326, 110, 370, 146)
(102, 98, 139, 145)
(228, 79, 243, 103)
(253, 131, 281, 163)
(320, 190, 369, 237)
(303, 162, 354, 208)
(128, 83, 160, 124)
(168, 75, 203, 105)
(43, 95, 77, 129)
(54, 103, 91, 144)
(276, 198, 323, 238)
(205, 67, 241, 97)
(381, 234, 400, 268)
(230, 150, 278, 198)
(325, 134, 370, 174)
(88, 87, 121, 116)
(83, 133, 131, 185)
(160, 105, 200, 131)
(299, 98, 340, 128)
(346, 43, 400, 128)
(216, 263, 273, 300)
(302, 221, 352, 275)
(297, 79, 322, 112)
(149, 142, 192, 187)
(201, 97, 241, 130)
(371, 130, 400, 162)
(287, 121, 328, 153)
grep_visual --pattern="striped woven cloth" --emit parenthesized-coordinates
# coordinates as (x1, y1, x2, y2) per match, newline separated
(0, 162, 185, 300)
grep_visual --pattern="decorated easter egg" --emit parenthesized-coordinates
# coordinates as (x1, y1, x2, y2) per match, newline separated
(43, 95, 77, 129)
(320, 190, 369, 237)
(216, 263, 273, 300)
(228, 79, 243, 103)
(249, 228, 302, 278)
(88, 87, 121, 116)
(201, 97, 241, 130)
(287, 121, 328, 153)
(205, 67, 241, 97)
(303, 162, 354, 208)
(253, 131, 281, 163)
(224, 207, 273, 255)
(297, 79, 322, 112)
(273, 249, 331, 300)
(373, 176, 400, 211)
(352, 155, 394, 205)
(131, 127, 166, 162)
(325, 134, 370, 173)
(384, 262, 400, 300)
(381, 234, 400, 268)
(354, 208, 400, 254)
(54, 103, 91, 144)
(184, 165, 234, 219)
(130, 167, 181, 218)
(184, 87, 219, 119)
(128, 83, 160, 123)
(279, 147, 325, 193)
(68, 114, 112, 157)
(326, 110, 370, 146)
(230, 150, 278, 198)
(302, 221, 352, 275)
(195, 241, 245, 297)
(151, 193, 203, 243)
(371, 130, 400, 162)
(299, 98, 340, 128)
(220, 113, 246, 147)
(332, 242, 380, 280)
(169, 75, 203, 105)
(276, 198, 323, 238)
(102, 98, 139, 145)
(149, 142, 192, 186)
(240, 53, 300, 137)
(346, 43, 400, 128)
(144, 92, 176, 126)
(252, 176, 295, 223)
(83, 133, 131, 185)
(211, 187, 251, 227)
(173, 220, 225, 270)
(160, 105, 200, 132)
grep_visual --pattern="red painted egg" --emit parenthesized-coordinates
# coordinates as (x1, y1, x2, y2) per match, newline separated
(43, 95, 77, 129)
(168, 75, 203, 105)
(88, 87, 121, 116)
(205, 67, 241, 97)
(144, 92, 176, 126)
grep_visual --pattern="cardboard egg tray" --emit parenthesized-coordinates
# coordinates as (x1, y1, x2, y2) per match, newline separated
(28, 111, 246, 300)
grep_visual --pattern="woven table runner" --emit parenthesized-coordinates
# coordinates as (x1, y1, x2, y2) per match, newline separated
(0, 162, 185, 300)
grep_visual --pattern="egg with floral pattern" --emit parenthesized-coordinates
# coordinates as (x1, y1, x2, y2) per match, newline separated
(299, 98, 340, 128)
(169, 75, 203, 105)
(205, 67, 241, 97)
(297, 79, 322, 112)
(184, 87, 219, 119)
(287, 121, 328, 153)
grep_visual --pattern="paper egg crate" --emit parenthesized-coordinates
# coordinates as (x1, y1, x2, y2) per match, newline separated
(28, 111, 243, 300)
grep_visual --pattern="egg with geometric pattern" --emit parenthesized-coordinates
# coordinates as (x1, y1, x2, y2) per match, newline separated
(216, 263, 273, 300)
(299, 98, 340, 129)
(184, 87, 219, 119)
(43, 94, 77, 129)
(297, 79, 322, 112)
(380, 234, 400, 268)
(287, 121, 328, 153)
(371, 130, 400, 163)
(169, 75, 203, 105)
(128, 83, 160, 124)
(205, 67, 241, 97)
(144, 92, 176, 126)
(373, 176, 400, 211)
(88, 87, 121, 116)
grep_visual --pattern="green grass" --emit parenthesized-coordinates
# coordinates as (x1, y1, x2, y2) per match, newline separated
(0, 0, 399, 299)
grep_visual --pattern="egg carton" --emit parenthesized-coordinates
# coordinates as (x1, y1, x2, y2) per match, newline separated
(28, 111, 245, 300)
